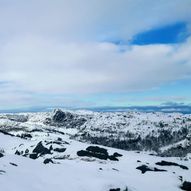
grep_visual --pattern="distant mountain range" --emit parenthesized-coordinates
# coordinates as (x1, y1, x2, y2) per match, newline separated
(1, 105, 191, 114)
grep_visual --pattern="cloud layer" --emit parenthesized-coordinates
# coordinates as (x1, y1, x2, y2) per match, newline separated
(0, 0, 191, 108)
(1, 36, 191, 93)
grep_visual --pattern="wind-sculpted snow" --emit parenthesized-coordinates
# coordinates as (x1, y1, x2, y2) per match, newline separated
(0, 109, 191, 191)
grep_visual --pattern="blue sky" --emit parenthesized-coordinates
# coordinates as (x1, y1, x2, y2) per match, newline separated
(0, 0, 191, 110)
(131, 22, 189, 45)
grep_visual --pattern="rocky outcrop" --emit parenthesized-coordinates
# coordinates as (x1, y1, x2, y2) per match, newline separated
(32, 141, 52, 156)
(180, 181, 191, 191)
(44, 109, 87, 128)
(155, 160, 188, 170)
(53, 148, 66, 153)
(136, 165, 167, 174)
(52, 109, 74, 123)
(77, 146, 122, 161)
(43, 158, 54, 164)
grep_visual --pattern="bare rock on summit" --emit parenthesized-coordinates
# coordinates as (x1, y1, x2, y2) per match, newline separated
(47, 109, 87, 128)
(52, 109, 74, 123)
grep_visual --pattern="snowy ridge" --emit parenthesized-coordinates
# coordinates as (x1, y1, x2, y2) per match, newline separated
(0, 109, 191, 191)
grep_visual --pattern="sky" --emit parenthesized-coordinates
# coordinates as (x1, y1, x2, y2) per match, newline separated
(0, 0, 191, 110)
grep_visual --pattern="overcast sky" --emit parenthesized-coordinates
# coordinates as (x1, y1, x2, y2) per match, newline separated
(0, 0, 191, 110)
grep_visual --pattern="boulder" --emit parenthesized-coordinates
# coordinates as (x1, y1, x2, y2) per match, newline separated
(109, 189, 120, 191)
(77, 146, 122, 161)
(44, 158, 54, 164)
(136, 165, 167, 174)
(86, 146, 108, 155)
(20, 133, 32, 139)
(53, 148, 66, 153)
(113, 152, 123, 157)
(180, 181, 191, 191)
(0, 153, 4, 158)
(33, 142, 51, 156)
(29, 153, 38, 159)
(15, 150, 21, 155)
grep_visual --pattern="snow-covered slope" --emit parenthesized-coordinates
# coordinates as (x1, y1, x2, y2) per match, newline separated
(0, 109, 191, 191)
(1, 109, 191, 156)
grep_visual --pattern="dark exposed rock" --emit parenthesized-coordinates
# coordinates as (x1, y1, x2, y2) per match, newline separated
(113, 152, 123, 157)
(30, 129, 43, 133)
(136, 165, 167, 174)
(0, 153, 4, 158)
(0, 170, 6, 174)
(57, 137, 62, 141)
(108, 155, 119, 161)
(20, 133, 32, 139)
(156, 160, 188, 170)
(86, 146, 108, 155)
(46, 129, 65, 135)
(109, 188, 120, 191)
(108, 152, 122, 161)
(10, 162, 18, 166)
(33, 141, 51, 156)
(53, 155, 70, 160)
(179, 176, 183, 182)
(77, 150, 90, 157)
(29, 153, 38, 159)
(77, 146, 122, 161)
(46, 140, 69, 146)
(44, 158, 54, 164)
(15, 150, 21, 155)
(25, 149, 29, 154)
(112, 168, 119, 171)
(47, 109, 87, 128)
(49, 145, 53, 151)
(44, 118, 51, 125)
(53, 148, 66, 153)
(180, 181, 191, 191)
(149, 153, 156, 156)
(0, 130, 15, 137)
(52, 109, 74, 123)
(77, 150, 108, 160)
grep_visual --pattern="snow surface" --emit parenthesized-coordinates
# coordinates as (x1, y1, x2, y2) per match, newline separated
(0, 110, 191, 191)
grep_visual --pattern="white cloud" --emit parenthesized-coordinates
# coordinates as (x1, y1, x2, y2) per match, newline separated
(0, 0, 190, 41)
(0, 0, 191, 108)
(0, 35, 191, 95)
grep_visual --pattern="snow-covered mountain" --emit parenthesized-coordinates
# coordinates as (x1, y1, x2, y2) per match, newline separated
(0, 109, 191, 191)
